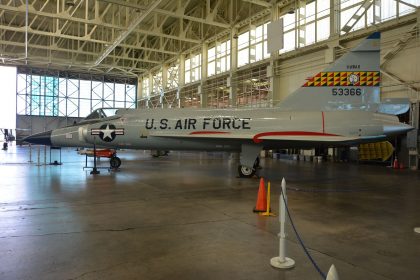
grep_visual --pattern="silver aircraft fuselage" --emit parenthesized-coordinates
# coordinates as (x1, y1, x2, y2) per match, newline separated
(45, 108, 411, 151)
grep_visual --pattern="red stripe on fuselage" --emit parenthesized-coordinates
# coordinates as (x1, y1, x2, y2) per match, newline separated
(253, 131, 340, 144)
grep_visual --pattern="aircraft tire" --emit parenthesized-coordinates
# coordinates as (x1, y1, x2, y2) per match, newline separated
(110, 156, 121, 169)
(238, 165, 256, 178)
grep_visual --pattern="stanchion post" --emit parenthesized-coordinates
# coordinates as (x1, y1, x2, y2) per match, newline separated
(90, 136, 100, 175)
(270, 178, 295, 269)
(262, 181, 276, 217)
(326, 264, 340, 280)
(37, 145, 41, 166)
(28, 144, 33, 163)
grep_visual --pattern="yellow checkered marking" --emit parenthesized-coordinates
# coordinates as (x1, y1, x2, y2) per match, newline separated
(303, 71, 380, 87)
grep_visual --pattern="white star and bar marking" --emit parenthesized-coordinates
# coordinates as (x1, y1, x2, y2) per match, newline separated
(91, 124, 124, 141)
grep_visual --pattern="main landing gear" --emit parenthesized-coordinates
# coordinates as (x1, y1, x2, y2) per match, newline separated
(238, 157, 260, 178)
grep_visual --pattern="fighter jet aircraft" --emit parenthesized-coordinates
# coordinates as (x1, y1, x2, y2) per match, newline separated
(24, 32, 412, 177)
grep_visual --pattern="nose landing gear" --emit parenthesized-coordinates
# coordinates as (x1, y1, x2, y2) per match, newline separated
(238, 157, 260, 178)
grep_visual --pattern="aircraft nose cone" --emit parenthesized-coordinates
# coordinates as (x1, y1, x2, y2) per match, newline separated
(23, 131, 52, 145)
(383, 123, 413, 135)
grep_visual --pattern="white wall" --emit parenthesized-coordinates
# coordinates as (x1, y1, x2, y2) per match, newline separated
(0, 66, 17, 129)
(381, 26, 420, 99)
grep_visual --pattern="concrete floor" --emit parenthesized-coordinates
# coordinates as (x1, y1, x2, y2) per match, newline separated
(0, 144, 419, 280)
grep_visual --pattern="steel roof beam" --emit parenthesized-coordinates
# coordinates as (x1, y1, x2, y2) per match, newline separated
(241, 0, 272, 8)
(0, 3, 204, 44)
(92, 0, 163, 66)
(0, 23, 181, 55)
(98, 0, 230, 29)
(0, 39, 162, 65)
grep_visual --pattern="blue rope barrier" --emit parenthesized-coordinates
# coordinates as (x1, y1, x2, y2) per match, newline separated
(281, 189, 327, 279)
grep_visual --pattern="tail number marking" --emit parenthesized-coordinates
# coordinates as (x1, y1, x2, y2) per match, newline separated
(332, 88, 362, 96)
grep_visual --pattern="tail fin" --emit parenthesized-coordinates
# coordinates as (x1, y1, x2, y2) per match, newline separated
(278, 32, 381, 111)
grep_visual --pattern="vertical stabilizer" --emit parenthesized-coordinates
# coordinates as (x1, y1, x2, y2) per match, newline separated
(278, 32, 381, 111)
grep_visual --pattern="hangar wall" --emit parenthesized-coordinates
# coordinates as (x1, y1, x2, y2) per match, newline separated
(381, 28, 420, 100)
(138, 12, 419, 110)
(273, 22, 420, 104)
(134, 8, 419, 168)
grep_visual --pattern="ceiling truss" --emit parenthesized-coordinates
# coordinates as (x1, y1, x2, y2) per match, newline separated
(0, 0, 272, 77)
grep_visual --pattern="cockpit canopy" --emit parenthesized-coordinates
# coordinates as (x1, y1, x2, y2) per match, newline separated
(84, 108, 120, 121)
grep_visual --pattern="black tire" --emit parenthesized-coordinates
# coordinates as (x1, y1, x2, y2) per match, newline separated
(238, 165, 256, 178)
(110, 156, 121, 168)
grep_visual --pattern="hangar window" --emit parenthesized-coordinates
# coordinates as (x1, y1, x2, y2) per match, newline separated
(380, 1, 397, 21)
(399, 0, 420, 16)
(125, 85, 136, 108)
(180, 85, 200, 108)
(238, 32, 250, 66)
(281, 13, 296, 53)
(340, 0, 370, 31)
(16, 75, 60, 116)
(142, 78, 150, 97)
(340, 0, 419, 32)
(238, 22, 270, 68)
(152, 70, 163, 95)
(236, 66, 270, 108)
(185, 53, 202, 84)
(16, 70, 136, 118)
(380, 0, 420, 19)
(207, 40, 231, 77)
(280, 0, 330, 53)
(167, 63, 180, 89)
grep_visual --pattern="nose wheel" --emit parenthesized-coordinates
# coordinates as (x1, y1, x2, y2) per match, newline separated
(238, 165, 256, 178)
(110, 156, 121, 169)
(238, 157, 260, 178)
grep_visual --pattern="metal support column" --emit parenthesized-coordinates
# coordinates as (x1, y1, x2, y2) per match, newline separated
(229, 28, 238, 107)
(200, 43, 208, 108)
(408, 101, 419, 170)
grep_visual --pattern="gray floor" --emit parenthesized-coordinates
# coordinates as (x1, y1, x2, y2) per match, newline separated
(0, 144, 419, 280)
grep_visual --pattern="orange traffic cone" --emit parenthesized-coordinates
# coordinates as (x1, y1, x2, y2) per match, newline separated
(253, 177, 267, 213)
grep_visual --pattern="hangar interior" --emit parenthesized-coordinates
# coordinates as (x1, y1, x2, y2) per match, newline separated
(0, 0, 420, 280)
(1, 0, 419, 166)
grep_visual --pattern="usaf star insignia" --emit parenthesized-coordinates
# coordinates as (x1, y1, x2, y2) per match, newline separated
(91, 124, 124, 142)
